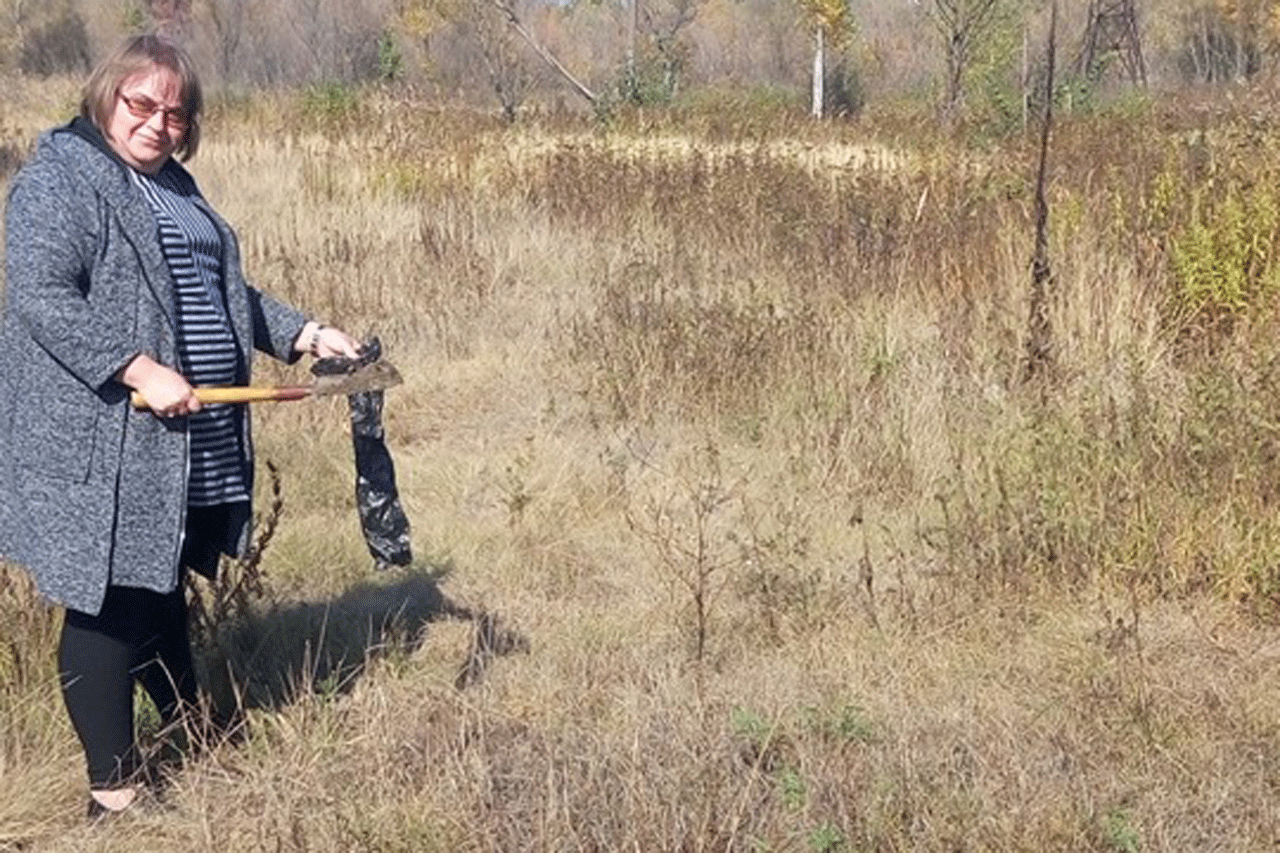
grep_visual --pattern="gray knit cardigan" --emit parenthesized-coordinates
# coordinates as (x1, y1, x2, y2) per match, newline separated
(0, 122, 307, 615)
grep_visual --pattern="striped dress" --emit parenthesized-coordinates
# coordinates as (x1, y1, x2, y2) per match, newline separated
(132, 166, 249, 507)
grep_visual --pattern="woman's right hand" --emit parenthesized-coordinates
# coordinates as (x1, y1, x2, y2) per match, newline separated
(117, 354, 201, 417)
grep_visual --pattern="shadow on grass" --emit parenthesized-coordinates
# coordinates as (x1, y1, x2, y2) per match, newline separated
(194, 560, 528, 719)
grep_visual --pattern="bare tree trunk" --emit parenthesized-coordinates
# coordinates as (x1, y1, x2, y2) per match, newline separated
(150, 0, 192, 43)
(1024, 0, 1057, 383)
(1021, 23, 1028, 132)
(812, 26, 824, 118)
(207, 0, 247, 81)
(946, 34, 963, 114)
(289, 0, 327, 80)
(1237, 0, 1250, 82)
(1197, 9, 1208, 82)
(627, 0, 639, 97)
(470, 0, 532, 121)
(491, 0, 596, 104)
(2, 0, 31, 67)
(641, 0, 700, 104)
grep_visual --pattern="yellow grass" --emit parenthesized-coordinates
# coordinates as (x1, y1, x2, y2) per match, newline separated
(5, 85, 1280, 850)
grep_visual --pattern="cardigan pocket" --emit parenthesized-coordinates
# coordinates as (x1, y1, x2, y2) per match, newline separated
(15, 403, 100, 484)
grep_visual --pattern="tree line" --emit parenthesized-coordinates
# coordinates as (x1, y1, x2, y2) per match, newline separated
(4, 0, 1280, 121)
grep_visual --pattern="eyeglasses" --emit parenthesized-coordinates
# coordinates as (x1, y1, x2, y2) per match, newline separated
(118, 92, 190, 130)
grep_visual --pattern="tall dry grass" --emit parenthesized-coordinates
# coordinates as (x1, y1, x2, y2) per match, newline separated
(5, 83, 1280, 850)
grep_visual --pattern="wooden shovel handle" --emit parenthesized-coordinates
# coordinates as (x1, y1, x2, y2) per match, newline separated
(130, 386, 312, 409)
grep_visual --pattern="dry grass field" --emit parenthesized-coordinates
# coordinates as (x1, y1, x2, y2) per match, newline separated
(7, 77, 1280, 851)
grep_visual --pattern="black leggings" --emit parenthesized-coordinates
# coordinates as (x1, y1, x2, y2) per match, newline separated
(58, 580, 197, 789)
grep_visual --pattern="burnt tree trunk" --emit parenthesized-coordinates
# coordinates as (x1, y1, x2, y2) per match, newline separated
(1024, 1, 1057, 383)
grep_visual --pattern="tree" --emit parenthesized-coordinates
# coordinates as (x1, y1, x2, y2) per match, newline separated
(202, 0, 255, 81)
(1, 0, 33, 70)
(622, 0, 701, 104)
(283, 0, 384, 82)
(799, 0, 854, 117)
(1024, 0, 1056, 382)
(1174, 0, 1280, 82)
(1215, 0, 1280, 79)
(9, 0, 90, 77)
(1179, 2, 1235, 80)
(1235, 0, 1252, 78)
(468, 0, 533, 120)
(149, 0, 193, 42)
(931, 0, 1002, 116)
(489, 0, 597, 104)
(397, 0, 595, 108)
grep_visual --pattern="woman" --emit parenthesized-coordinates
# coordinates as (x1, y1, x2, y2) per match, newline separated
(0, 34, 361, 818)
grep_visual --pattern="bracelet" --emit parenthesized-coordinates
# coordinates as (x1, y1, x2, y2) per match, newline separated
(308, 324, 328, 357)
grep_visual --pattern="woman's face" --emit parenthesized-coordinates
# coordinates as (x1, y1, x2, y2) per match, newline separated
(105, 65, 188, 175)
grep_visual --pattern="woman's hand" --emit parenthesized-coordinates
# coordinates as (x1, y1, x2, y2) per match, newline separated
(117, 354, 200, 418)
(296, 321, 361, 360)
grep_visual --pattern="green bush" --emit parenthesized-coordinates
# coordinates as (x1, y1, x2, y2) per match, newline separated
(1171, 178, 1280, 321)
(300, 81, 361, 123)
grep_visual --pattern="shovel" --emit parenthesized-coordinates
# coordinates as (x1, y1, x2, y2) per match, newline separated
(130, 358, 402, 409)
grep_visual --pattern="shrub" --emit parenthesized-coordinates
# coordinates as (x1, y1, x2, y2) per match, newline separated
(17, 8, 90, 78)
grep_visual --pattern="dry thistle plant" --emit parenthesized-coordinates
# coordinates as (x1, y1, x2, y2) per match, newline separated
(185, 460, 283, 721)
(627, 441, 743, 670)
(187, 460, 283, 647)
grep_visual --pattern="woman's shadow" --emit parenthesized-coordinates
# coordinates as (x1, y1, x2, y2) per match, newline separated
(189, 558, 528, 721)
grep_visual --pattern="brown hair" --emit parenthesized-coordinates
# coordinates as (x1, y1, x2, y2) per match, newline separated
(80, 34, 203, 161)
